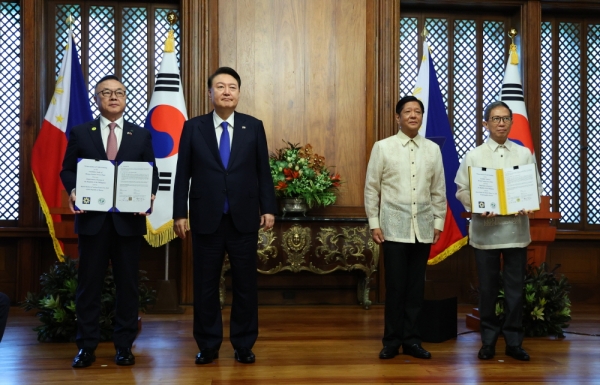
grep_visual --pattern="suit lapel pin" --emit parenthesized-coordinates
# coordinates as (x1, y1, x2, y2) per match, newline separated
(91, 126, 97, 131)
(242, 126, 246, 129)
(127, 131, 133, 135)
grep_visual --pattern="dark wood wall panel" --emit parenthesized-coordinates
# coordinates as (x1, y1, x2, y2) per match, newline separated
(217, 0, 367, 208)
(546, 241, 600, 303)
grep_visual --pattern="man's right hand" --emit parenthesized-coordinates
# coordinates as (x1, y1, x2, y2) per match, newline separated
(69, 191, 85, 214)
(371, 228, 385, 244)
(174, 218, 189, 239)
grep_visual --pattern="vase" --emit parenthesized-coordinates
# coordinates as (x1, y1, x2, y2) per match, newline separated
(280, 197, 308, 217)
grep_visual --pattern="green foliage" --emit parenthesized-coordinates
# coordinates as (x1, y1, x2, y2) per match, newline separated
(495, 262, 571, 338)
(20, 256, 155, 342)
(269, 141, 341, 208)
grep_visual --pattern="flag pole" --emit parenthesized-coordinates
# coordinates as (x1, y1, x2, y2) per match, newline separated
(163, 11, 176, 285)
(163, 10, 176, 283)
(145, 11, 184, 314)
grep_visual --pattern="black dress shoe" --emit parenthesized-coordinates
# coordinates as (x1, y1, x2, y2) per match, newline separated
(72, 348, 96, 368)
(379, 346, 400, 359)
(234, 348, 256, 364)
(115, 347, 135, 366)
(403, 343, 432, 359)
(478, 345, 495, 360)
(505, 346, 530, 361)
(195, 348, 219, 364)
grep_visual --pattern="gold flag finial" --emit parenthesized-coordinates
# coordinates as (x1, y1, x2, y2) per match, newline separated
(167, 11, 178, 27)
(508, 28, 517, 45)
(164, 11, 178, 53)
(421, 26, 429, 39)
(66, 13, 75, 27)
(508, 28, 519, 65)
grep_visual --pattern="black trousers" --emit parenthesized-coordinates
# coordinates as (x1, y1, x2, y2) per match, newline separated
(475, 247, 527, 347)
(382, 240, 431, 348)
(77, 215, 141, 350)
(0, 292, 9, 342)
(192, 214, 259, 351)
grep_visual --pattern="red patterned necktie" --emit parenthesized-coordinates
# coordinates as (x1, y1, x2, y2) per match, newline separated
(106, 122, 118, 160)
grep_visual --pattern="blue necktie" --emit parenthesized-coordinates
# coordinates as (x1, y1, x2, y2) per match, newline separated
(219, 121, 230, 213)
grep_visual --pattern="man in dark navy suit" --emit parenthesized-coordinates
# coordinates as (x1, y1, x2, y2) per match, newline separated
(61, 75, 159, 368)
(173, 67, 277, 365)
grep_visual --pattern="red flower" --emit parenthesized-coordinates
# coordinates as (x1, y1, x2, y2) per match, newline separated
(330, 173, 341, 187)
(283, 168, 299, 180)
(275, 181, 288, 190)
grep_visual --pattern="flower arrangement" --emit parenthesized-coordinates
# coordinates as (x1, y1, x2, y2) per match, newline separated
(269, 141, 341, 208)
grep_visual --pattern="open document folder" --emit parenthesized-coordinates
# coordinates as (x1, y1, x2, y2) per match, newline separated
(468, 163, 540, 215)
(75, 159, 153, 213)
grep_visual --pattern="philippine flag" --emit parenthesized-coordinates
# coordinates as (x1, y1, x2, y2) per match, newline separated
(143, 31, 188, 247)
(413, 41, 468, 264)
(500, 46, 535, 153)
(31, 30, 92, 261)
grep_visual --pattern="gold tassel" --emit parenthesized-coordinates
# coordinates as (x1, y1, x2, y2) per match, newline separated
(144, 219, 176, 247)
(510, 43, 519, 65)
(164, 30, 175, 53)
(32, 173, 65, 262)
(427, 236, 469, 265)
(144, 214, 191, 247)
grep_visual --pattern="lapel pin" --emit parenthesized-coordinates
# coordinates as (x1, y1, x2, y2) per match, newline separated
(91, 126, 97, 131)
(127, 131, 133, 135)
(242, 126, 246, 129)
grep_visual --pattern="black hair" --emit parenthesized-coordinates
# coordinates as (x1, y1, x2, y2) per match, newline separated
(207, 67, 241, 88)
(95, 75, 121, 90)
(396, 95, 425, 115)
(483, 101, 512, 121)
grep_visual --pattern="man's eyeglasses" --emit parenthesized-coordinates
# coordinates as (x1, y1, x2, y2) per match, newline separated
(96, 89, 126, 99)
(489, 116, 512, 124)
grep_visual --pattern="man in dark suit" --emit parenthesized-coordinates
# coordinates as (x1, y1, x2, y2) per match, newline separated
(173, 67, 277, 365)
(60, 75, 159, 368)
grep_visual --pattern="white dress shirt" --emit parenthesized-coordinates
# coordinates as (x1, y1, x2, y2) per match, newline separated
(213, 111, 235, 148)
(364, 131, 446, 243)
(99, 115, 124, 151)
(455, 138, 542, 249)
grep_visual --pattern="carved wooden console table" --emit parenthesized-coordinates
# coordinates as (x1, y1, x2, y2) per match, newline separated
(220, 216, 379, 309)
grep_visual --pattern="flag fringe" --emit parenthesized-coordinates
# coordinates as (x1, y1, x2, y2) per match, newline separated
(32, 173, 65, 262)
(427, 236, 468, 265)
(164, 30, 175, 53)
(510, 43, 519, 65)
(144, 218, 176, 247)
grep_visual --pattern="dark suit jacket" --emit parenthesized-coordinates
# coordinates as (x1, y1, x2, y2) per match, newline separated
(173, 111, 277, 234)
(60, 119, 159, 236)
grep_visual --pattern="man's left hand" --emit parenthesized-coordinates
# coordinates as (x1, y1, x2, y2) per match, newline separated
(432, 229, 441, 244)
(260, 213, 275, 230)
